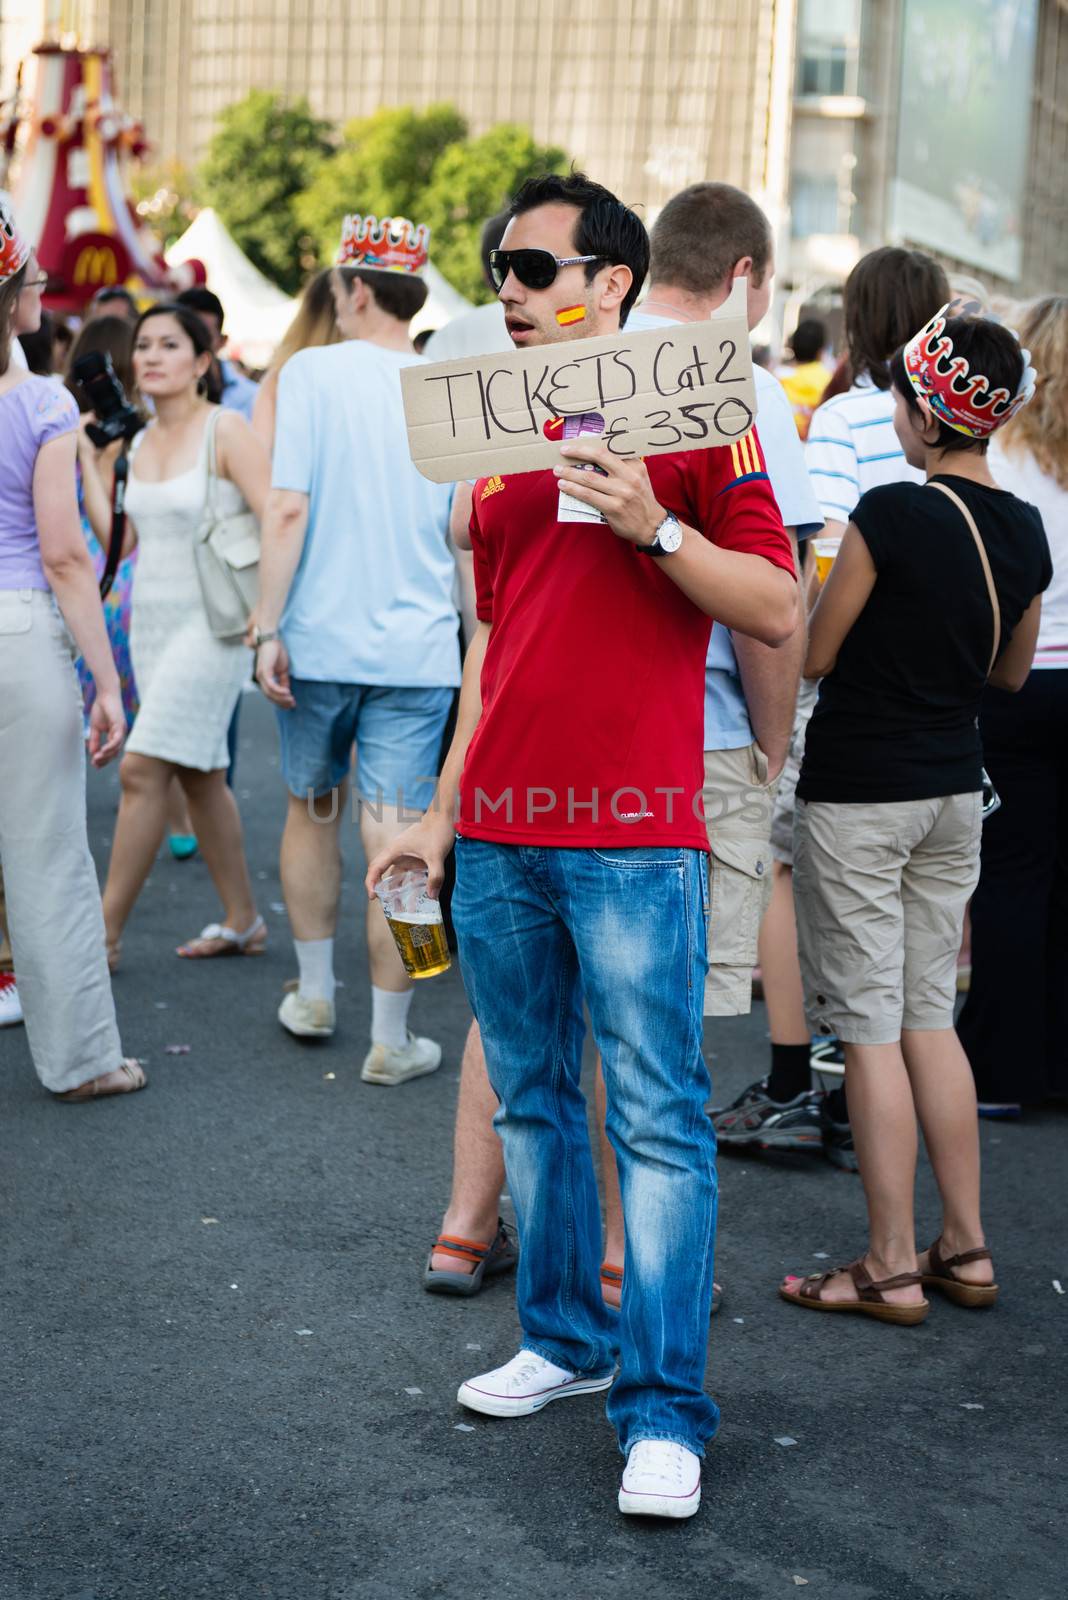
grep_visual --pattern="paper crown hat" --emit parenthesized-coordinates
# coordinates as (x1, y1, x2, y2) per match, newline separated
(902, 297, 1037, 439)
(0, 195, 31, 284)
(336, 214, 430, 275)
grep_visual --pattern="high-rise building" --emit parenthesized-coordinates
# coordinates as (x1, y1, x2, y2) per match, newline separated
(46, 0, 799, 238)
(784, 0, 1067, 305)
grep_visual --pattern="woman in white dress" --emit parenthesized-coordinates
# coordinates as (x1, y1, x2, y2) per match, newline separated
(80, 304, 270, 964)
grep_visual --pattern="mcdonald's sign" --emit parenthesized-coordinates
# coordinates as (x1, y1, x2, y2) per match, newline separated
(60, 233, 131, 305)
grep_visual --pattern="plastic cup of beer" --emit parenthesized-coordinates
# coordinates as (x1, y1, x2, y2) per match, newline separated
(374, 867, 451, 980)
(812, 534, 842, 585)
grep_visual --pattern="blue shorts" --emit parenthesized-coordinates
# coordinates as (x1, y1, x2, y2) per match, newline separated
(276, 681, 454, 810)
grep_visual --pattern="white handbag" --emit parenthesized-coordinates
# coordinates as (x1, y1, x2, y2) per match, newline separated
(193, 409, 260, 643)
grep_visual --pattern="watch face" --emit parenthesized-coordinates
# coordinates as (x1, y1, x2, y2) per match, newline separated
(659, 518, 683, 552)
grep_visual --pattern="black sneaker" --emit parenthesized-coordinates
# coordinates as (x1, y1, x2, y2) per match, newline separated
(820, 1098, 859, 1172)
(710, 1078, 823, 1151)
(809, 1036, 845, 1071)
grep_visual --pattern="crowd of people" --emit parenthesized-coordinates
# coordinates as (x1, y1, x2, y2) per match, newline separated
(0, 168, 1064, 1521)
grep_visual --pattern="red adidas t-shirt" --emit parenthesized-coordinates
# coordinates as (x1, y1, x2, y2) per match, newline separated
(459, 432, 794, 850)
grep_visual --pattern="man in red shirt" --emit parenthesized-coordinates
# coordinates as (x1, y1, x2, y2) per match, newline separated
(368, 173, 796, 1520)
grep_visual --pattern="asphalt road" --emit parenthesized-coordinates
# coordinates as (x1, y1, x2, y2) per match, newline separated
(1, 691, 1064, 1600)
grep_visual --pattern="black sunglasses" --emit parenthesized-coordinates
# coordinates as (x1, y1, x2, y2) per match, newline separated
(488, 248, 604, 291)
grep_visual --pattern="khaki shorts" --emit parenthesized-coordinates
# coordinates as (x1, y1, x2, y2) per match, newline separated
(769, 675, 819, 866)
(793, 793, 982, 1045)
(702, 742, 778, 1016)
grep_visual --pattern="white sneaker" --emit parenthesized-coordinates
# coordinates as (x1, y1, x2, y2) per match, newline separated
(458, 1349, 615, 1418)
(618, 1440, 702, 1519)
(361, 1030, 441, 1086)
(0, 974, 23, 1028)
(278, 987, 335, 1039)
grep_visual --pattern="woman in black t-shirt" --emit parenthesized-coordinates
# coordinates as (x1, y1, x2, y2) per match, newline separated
(780, 308, 1051, 1325)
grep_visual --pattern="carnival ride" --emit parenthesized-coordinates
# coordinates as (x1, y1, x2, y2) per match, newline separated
(0, 36, 203, 312)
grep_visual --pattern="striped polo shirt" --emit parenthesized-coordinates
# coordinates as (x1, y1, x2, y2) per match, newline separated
(805, 374, 922, 523)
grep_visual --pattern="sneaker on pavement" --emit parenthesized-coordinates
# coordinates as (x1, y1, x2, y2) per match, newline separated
(0, 973, 23, 1028)
(710, 1078, 823, 1151)
(618, 1440, 702, 1519)
(278, 986, 335, 1039)
(457, 1349, 615, 1419)
(361, 1030, 441, 1086)
(820, 1097, 859, 1171)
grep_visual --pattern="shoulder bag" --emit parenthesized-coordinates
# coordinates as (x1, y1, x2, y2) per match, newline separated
(928, 479, 1002, 817)
(193, 409, 261, 643)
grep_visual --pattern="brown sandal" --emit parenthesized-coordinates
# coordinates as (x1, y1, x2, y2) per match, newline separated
(55, 1058, 147, 1102)
(780, 1256, 929, 1325)
(921, 1238, 998, 1308)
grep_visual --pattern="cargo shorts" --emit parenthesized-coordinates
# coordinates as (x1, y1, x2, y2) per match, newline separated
(793, 792, 982, 1044)
(701, 742, 779, 1017)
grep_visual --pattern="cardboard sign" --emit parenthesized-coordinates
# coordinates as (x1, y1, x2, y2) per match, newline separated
(401, 278, 756, 483)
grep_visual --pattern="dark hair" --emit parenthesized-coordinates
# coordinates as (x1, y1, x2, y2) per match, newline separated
(337, 265, 429, 322)
(176, 286, 225, 329)
(91, 285, 138, 315)
(0, 261, 27, 377)
(133, 302, 221, 399)
(480, 208, 511, 288)
(789, 318, 826, 364)
(508, 172, 649, 326)
(18, 310, 55, 375)
(649, 183, 773, 296)
(845, 247, 949, 389)
(65, 314, 137, 411)
(412, 327, 437, 354)
(889, 315, 1024, 456)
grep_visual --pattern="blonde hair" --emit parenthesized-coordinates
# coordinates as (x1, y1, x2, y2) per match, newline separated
(269, 269, 340, 374)
(999, 295, 1068, 489)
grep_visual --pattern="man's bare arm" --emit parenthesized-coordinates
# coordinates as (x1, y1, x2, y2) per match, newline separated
(733, 529, 805, 777)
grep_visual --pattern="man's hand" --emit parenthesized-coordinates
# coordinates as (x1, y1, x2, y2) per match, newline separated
(365, 812, 456, 901)
(255, 637, 295, 708)
(87, 688, 126, 768)
(554, 439, 665, 547)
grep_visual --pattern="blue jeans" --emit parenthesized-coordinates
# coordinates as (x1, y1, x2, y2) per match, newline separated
(452, 836, 719, 1457)
(275, 681, 454, 809)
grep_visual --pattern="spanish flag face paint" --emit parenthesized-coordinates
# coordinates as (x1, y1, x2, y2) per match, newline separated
(556, 304, 586, 327)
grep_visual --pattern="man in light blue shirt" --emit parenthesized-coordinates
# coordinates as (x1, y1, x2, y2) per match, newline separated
(251, 214, 461, 1087)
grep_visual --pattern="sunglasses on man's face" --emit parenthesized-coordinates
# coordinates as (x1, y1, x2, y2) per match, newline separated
(488, 248, 603, 292)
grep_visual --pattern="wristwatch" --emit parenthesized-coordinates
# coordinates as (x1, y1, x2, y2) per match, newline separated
(636, 513, 684, 557)
(252, 627, 278, 649)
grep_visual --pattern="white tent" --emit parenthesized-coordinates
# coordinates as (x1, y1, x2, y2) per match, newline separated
(166, 208, 298, 368)
(167, 208, 474, 365)
(412, 261, 474, 338)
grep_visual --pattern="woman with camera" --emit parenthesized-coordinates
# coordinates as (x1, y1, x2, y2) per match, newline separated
(0, 198, 143, 1100)
(79, 303, 270, 966)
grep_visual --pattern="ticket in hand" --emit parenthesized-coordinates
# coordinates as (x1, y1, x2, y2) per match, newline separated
(557, 412, 607, 524)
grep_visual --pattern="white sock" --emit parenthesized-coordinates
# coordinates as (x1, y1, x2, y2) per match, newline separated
(294, 938, 335, 1004)
(371, 985, 413, 1049)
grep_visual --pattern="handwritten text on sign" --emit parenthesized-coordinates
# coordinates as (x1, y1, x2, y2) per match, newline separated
(401, 278, 756, 482)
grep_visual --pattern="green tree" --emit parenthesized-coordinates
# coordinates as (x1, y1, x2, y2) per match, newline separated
(200, 90, 332, 293)
(421, 125, 569, 302)
(131, 161, 201, 253)
(295, 104, 467, 265)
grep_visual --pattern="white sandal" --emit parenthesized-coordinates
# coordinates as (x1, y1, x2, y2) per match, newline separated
(176, 915, 267, 960)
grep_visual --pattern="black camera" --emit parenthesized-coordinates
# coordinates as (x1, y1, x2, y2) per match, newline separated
(72, 350, 144, 448)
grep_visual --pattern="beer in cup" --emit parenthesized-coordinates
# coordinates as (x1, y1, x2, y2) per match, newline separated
(374, 868, 451, 979)
(812, 534, 843, 585)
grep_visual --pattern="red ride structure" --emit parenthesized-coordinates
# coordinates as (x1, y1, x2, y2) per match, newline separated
(0, 38, 204, 312)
